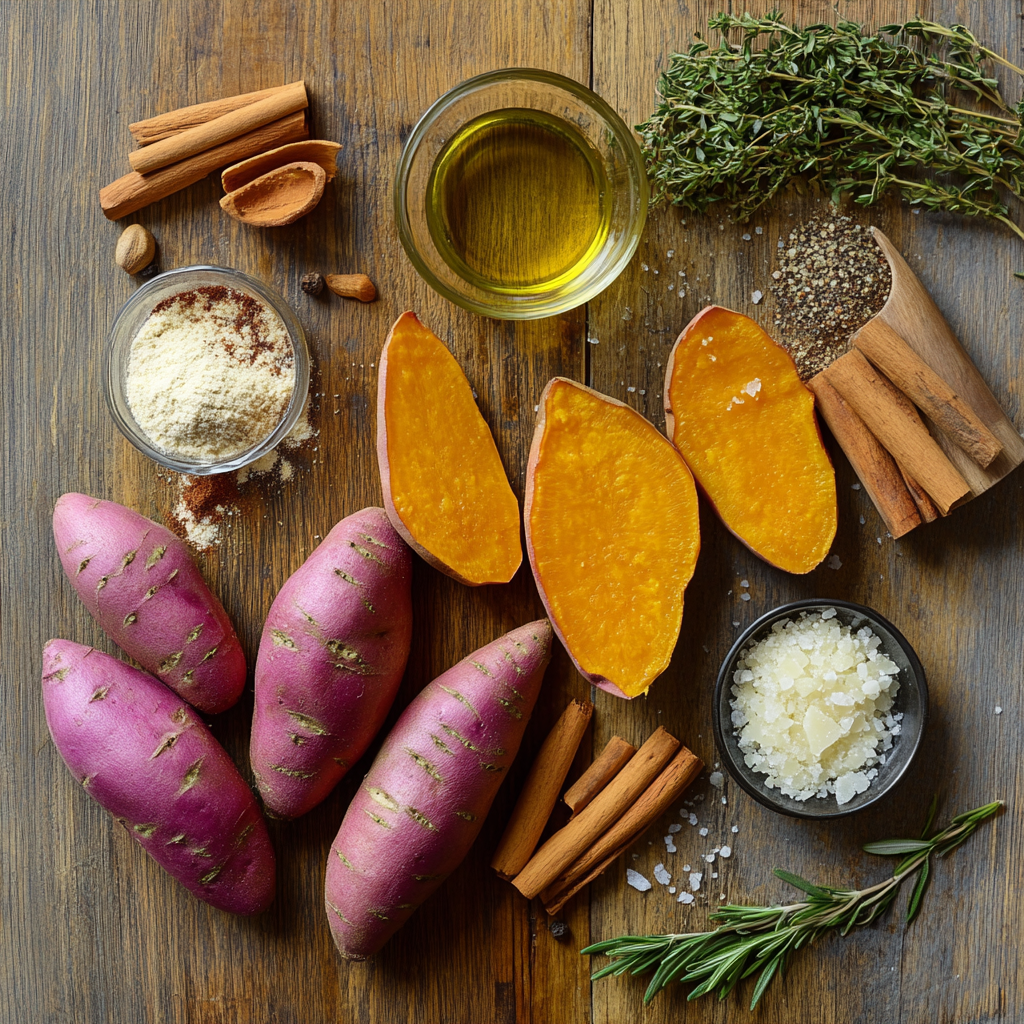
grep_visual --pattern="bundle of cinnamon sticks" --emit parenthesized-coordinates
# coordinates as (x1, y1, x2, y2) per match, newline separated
(100, 81, 310, 219)
(491, 710, 702, 916)
(808, 316, 1002, 537)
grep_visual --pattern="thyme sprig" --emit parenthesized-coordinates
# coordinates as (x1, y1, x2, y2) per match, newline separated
(637, 12, 1024, 240)
(583, 799, 1003, 1010)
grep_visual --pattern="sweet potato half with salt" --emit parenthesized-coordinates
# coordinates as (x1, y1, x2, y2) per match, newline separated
(525, 378, 700, 699)
(376, 312, 522, 586)
(664, 306, 837, 574)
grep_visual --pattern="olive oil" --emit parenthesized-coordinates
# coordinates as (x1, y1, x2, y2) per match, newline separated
(426, 109, 611, 295)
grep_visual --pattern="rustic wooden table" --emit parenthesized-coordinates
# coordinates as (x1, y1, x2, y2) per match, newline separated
(3, 2, 1022, 1022)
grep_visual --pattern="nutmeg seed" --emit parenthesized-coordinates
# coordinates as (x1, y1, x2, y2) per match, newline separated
(115, 224, 156, 275)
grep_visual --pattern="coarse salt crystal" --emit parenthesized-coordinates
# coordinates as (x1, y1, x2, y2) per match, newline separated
(709, 771, 724, 788)
(668, 886, 676, 894)
(688, 813, 698, 826)
(689, 872, 703, 891)
(668, 823, 682, 834)
(827, 555, 842, 570)
(752, 290, 763, 304)
(720, 845, 732, 858)
(699, 827, 708, 837)
(654, 863, 672, 885)
(626, 869, 652, 892)
(678, 892, 695, 904)
(995, 706, 1003, 715)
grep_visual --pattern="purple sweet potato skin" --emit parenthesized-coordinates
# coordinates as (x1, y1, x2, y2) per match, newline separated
(42, 640, 275, 914)
(52, 493, 246, 714)
(324, 619, 553, 960)
(250, 507, 413, 819)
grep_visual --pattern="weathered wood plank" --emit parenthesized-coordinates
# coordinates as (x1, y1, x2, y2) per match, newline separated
(587, 2, 1022, 1022)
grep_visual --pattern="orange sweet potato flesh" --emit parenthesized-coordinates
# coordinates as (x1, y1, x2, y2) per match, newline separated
(664, 306, 836, 574)
(377, 312, 522, 586)
(525, 378, 700, 699)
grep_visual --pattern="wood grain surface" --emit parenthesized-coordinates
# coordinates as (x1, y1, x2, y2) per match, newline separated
(1, 2, 1021, 1023)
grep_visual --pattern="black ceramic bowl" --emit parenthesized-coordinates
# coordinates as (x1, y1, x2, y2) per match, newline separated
(712, 600, 928, 820)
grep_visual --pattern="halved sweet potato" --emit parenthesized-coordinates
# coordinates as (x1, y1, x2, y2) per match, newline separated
(377, 312, 522, 586)
(664, 306, 836, 574)
(525, 378, 700, 699)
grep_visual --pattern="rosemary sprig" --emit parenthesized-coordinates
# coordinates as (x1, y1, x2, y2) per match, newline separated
(582, 799, 1003, 1010)
(637, 11, 1024, 241)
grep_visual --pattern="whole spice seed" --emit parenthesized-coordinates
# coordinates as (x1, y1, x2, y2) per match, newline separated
(584, 799, 1004, 1009)
(769, 214, 891, 381)
(637, 14, 1024, 247)
(326, 273, 376, 302)
(301, 272, 325, 296)
(115, 224, 156, 275)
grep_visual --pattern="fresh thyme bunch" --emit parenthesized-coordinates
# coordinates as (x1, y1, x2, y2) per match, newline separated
(637, 12, 1024, 239)
(583, 799, 1003, 1010)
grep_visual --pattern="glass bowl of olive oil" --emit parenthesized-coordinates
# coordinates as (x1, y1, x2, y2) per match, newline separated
(395, 69, 648, 319)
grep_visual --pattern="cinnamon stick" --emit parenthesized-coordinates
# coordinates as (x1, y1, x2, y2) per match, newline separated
(822, 350, 971, 515)
(100, 111, 309, 220)
(491, 699, 593, 881)
(129, 82, 301, 146)
(563, 736, 636, 817)
(511, 727, 679, 900)
(129, 81, 308, 175)
(853, 318, 1002, 469)
(541, 746, 703, 915)
(807, 373, 921, 539)
(899, 466, 941, 523)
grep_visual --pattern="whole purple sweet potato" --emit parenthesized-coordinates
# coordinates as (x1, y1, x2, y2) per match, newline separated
(42, 640, 275, 914)
(324, 619, 553, 960)
(251, 507, 412, 820)
(53, 493, 246, 714)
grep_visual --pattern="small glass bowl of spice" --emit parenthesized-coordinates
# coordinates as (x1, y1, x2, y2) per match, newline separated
(104, 266, 309, 474)
(712, 600, 927, 819)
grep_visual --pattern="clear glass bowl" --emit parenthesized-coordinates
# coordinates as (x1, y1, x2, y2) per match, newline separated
(713, 600, 928, 820)
(395, 68, 648, 319)
(103, 266, 310, 475)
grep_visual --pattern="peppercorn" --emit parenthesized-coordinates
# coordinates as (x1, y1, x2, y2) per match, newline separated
(549, 920, 569, 940)
(301, 272, 325, 296)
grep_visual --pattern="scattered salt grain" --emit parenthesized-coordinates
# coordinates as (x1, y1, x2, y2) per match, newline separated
(741, 593, 751, 602)
(752, 290, 763, 304)
(731, 826, 739, 834)
(664, 836, 677, 853)
(852, 483, 862, 490)
(705, 854, 716, 864)
(688, 872, 703, 891)
(653, 863, 672, 885)
(699, 827, 709, 837)
(678, 892, 695, 904)
(709, 771, 724, 789)
(712, 872, 718, 878)
(741, 580, 749, 588)
(720, 846, 732, 858)
(668, 823, 682, 834)
(827, 555, 842, 570)
(626, 869, 652, 892)
(742, 233, 752, 241)
(688, 813, 698, 826)
(668, 886, 676, 894)
(995, 706, 1003, 715)
(588, 336, 600, 345)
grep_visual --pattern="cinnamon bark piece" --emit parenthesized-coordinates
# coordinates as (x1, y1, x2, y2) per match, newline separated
(511, 727, 679, 900)
(128, 81, 308, 175)
(129, 82, 302, 146)
(100, 112, 309, 220)
(854, 317, 1002, 468)
(822, 350, 970, 515)
(491, 699, 593, 881)
(563, 735, 636, 817)
(806, 374, 920, 538)
(541, 745, 703, 915)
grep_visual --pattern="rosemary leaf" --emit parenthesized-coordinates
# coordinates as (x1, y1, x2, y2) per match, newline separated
(582, 799, 1003, 1010)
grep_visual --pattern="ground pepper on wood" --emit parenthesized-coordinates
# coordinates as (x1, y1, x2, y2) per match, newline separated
(768, 214, 891, 381)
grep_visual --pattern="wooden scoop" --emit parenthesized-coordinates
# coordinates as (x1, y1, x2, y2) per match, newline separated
(809, 227, 1024, 533)
(219, 160, 325, 227)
